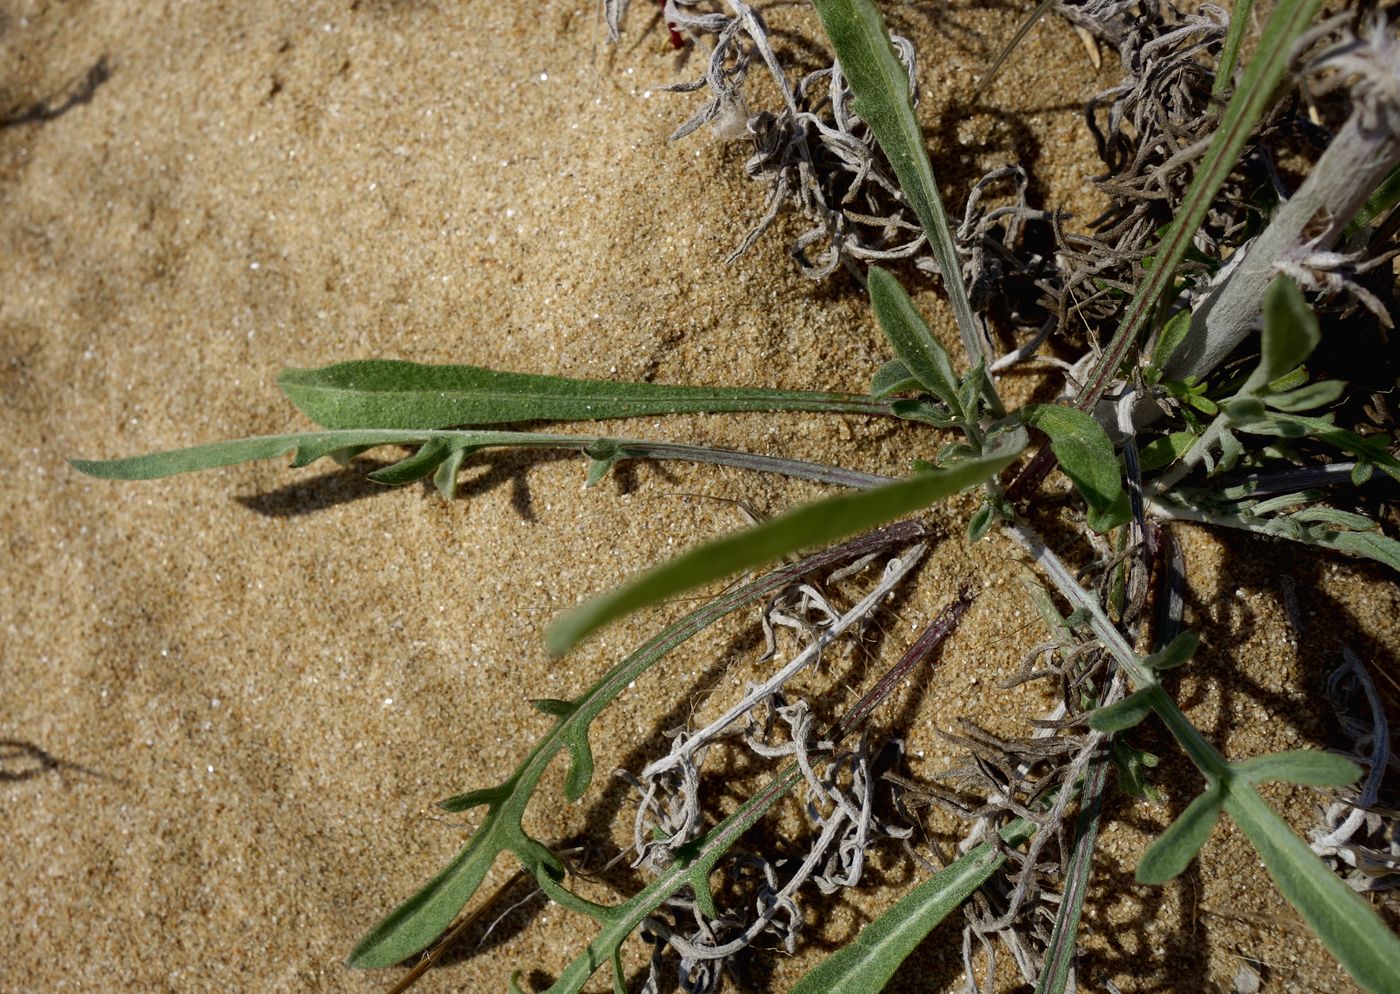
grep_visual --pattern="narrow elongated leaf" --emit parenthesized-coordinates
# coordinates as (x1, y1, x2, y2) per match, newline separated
(278, 360, 890, 430)
(1290, 507, 1379, 531)
(71, 428, 893, 493)
(1244, 277, 1319, 393)
(1211, 0, 1255, 95)
(809, 0, 990, 383)
(790, 819, 1036, 994)
(1347, 164, 1400, 233)
(1224, 786, 1400, 994)
(1022, 405, 1129, 531)
(1136, 784, 1225, 884)
(547, 429, 1026, 655)
(1255, 413, 1400, 483)
(868, 266, 961, 413)
(1234, 750, 1361, 787)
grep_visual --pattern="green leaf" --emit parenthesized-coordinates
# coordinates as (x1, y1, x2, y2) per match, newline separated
(1142, 631, 1199, 671)
(346, 529, 920, 968)
(1111, 740, 1161, 801)
(868, 266, 961, 414)
(546, 429, 1027, 655)
(1266, 379, 1346, 412)
(1088, 688, 1158, 733)
(889, 397, 962, 428)
(1212, 0, 1256, 94)
(1150, 308, 1193, 373)
(432, 444, 473, 500)
(1347, 163, 1400, 234)
(966, 502, 994, 543)
(367, 437, 465, 485)
(870, 359, 922, 399)
(277, 360, 890, 430)
(1234, 750, 1361, 787)
(809, 0, 995, 400)
(1328, 530, 1400, 573)
(71, 427, 894, 493)
(1223, 786, 1400, 994)
(956, 364, 982, 424)
(1222, 396, 1266, 424)
(1021, 405, 1129, 532)
(789, 819, 1036, 994)
(1243, 277, 1320, 393)
(1137, 784, 1225, 884)
(583, 439, 624, 486)
(1140, 431, 1196, 472)
(1290, 507, 1378, 532)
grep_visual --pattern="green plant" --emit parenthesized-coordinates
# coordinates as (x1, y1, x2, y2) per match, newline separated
(73, 1, 1400, 992)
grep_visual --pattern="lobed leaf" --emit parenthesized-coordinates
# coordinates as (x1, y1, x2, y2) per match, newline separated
(347, 526, 925, 969)
(541, 606, 969, 994)
(72, 427, 894, 493)
(546, 429, 1026, 655)
(278, 359, 891, 430)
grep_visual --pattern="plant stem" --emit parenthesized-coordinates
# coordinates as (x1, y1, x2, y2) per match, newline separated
(1212, 0, 1255, 96)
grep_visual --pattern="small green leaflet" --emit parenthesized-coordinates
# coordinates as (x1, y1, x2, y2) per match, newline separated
(278, 359, 890, 430)
(1021, 404, 1129, 532)
(868, 266, 962, 414)
(870, 359, 922, 399)
(1087, 688, 1157, 732)
(1242, 277, 1320, 394)
(1137, 784, 1225, 884)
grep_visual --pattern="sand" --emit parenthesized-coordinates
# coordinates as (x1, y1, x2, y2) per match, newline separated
(2, 2, 1396, 993)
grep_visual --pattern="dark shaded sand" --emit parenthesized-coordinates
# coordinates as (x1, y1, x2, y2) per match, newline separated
(2, 3, 1395, 992)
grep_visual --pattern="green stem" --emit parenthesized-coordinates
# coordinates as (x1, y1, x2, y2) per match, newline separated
(1212, 0, 1255, 96)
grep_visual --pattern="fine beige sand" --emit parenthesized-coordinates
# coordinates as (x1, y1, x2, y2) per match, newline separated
(3, 3, 1396, 993)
